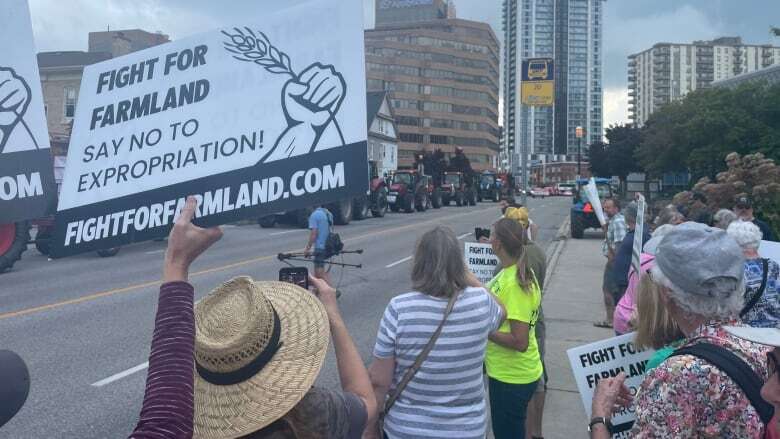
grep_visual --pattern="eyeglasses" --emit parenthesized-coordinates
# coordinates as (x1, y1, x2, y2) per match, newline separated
(768, 351, 778, 381)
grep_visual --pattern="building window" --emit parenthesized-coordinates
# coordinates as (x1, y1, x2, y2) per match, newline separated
(64, 87, 77, 119)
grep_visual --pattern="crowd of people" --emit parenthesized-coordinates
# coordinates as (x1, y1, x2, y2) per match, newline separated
(2, 190, 779, 439)
(589, 194, 780, 438)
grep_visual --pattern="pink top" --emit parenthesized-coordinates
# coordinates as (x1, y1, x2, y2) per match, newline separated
(613, 254, 655, 335)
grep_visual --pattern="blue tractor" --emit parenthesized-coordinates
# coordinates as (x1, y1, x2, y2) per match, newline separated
(477, 171, 502, 202)
(570, 177, 613, 239)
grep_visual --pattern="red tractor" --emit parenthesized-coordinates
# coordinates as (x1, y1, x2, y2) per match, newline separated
(440, 171, 477, 207)
(388, 170, 442, 213)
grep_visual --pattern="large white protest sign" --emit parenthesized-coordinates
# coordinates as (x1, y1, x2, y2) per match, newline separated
(585, 177, 606, 226)
(51, 0, 368, 256)
(0, 0, 57, 223)
(763, 240, 780, 265)
(465, 242, 499, 284)
(567, 333, 654, 437)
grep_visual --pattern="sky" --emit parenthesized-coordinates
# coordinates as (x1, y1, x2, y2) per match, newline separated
(28, 0, 780, 129)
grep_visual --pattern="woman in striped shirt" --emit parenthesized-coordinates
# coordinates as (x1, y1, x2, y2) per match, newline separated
(366, 226, 506, 439)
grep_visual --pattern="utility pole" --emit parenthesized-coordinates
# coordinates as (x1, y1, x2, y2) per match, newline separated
(576, 126, 584, 180)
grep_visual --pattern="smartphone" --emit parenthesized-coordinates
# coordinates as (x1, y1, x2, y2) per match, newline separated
(279, 267, 309, 290)
(475, 227, 491, 241)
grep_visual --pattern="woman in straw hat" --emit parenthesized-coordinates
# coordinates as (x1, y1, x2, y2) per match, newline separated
(191, 263, 375, 437)
(128, 196, 223, 438)
(365, 226, 507, 439)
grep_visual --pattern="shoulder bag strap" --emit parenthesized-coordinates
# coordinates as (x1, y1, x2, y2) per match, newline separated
(672, 342, 774, 425)
(741, 258, 770, 318)
(383, 292, 459, 415)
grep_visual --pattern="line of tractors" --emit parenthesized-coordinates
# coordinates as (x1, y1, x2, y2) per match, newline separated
(257, 149, 514, 229)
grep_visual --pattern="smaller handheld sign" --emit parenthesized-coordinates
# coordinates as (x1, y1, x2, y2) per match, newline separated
(762, 240, 780, 266)
(632, 194, 646, 276)
(464, 242, 499, 285)
(585, 178, 606, 226)
(567, 333, 654, 436)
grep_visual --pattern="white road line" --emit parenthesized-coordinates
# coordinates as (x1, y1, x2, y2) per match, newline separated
(385, 255, 413, 268)
(144, 249, 165, 255)
(92, 362, 148, 387)
(269, 230, 306, 236)
(457, 232, 472, 240)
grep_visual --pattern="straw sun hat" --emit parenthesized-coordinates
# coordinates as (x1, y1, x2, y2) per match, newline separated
(193, 276, 330, 438)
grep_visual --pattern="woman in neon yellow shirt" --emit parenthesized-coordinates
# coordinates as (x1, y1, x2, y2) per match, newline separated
(485, 218, 543, 439)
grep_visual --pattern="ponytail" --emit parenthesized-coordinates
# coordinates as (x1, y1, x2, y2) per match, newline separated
(494, 218, 537, 293)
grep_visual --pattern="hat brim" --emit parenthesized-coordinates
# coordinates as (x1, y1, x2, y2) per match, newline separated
(724, 326, 780, 347)
(193, 280, 330, 439)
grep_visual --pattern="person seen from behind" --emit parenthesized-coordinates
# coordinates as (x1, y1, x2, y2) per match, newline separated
(365, 226, 506, 439)
(305, 205, 333, 284)
(191, 267, 375, 436)
(728, 220, 780, 328)
(609, 202, 651, 317)
(596, 198, 626, 329)
(485, 218, 543, 439)
(735, 196, 777, 242)
(715, 208, 739, 230)
(589, 222, 772, 438)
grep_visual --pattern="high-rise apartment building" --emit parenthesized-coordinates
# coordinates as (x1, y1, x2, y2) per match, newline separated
(628, 37, 780, 125)
(366, 3, 500, 170)
(503, 0, 603, 168)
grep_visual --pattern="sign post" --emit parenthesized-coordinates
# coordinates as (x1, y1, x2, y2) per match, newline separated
(632, 194, 646, 275)
(52, 0, 368, 257)
(464, 242, 499, 284)
(567, 333, 655, 437)
(0, 0, 57, 224)
(520, 58, 554, 204)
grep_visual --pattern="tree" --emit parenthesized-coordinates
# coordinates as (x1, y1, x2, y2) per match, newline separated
(588, 141, 611, 177)
(604, 123, 643, 185)
(772, 26, 780, 36)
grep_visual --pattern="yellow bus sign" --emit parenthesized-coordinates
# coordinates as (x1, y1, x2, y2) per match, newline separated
(521, 81, 554, 106)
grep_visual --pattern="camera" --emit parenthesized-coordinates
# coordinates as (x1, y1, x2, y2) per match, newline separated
(474, 227, 491, 241)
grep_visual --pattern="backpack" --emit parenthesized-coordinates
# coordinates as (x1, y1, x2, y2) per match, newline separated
(322, 210, 343, 258)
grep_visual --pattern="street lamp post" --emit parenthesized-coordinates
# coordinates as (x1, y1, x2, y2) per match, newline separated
(575, 126, 584, 180)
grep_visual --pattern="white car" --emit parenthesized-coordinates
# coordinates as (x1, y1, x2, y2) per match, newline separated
(530, 187, 550, 198)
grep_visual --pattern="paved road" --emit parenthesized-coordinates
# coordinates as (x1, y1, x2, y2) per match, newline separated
(0, 197, 569, 438)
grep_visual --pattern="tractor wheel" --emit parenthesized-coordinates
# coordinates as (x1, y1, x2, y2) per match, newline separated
(390, 203, 400, 213)
(372, 191, 388, 218)
(0, 222, 30, 273)
(258, 216, 277, 228)
(467, 189, 477, 206)
(329, 199, 352, 225)
(431, 189, 442, 209)
(403, 193, 415, 213)
(353, 196, 370, 220)
(415, 192, 428, 212)
(35, 228, 53, 255)
(455, 193, 464, 207)
(97, 247, 121, 258)
(570, 215, 585, 239)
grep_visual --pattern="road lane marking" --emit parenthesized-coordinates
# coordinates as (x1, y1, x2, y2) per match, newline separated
(385, 256, 412, 268)
(0, 208, 490, 321)
(269, 230, 307, 236)
(144, 249, 165, 255)
(91, 362, 148, 387)
(457, 232, 472, 240)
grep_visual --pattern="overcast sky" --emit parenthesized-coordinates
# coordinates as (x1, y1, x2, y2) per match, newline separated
(29, 0, 780, 128)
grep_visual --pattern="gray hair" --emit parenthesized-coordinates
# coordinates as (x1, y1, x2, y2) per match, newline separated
(650, 264, 744, 319)
(714, 209, 738, 230)
(727, 220, 763, 251)
(411, 226, 469, 298)
(623, 202, 639, 224)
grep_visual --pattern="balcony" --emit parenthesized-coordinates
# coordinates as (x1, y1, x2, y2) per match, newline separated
(628, 114, 637, 120)
(628, 82, 637, 89)
(628, 90, 636, 97)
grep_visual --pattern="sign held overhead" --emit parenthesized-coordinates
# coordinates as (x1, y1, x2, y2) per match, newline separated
(52, 0, 368, 257)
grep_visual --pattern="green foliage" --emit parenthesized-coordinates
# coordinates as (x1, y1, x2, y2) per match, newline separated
(587, 124, 642, 181)
(637, 82, 780, 180)
(587, 141, 611, 177)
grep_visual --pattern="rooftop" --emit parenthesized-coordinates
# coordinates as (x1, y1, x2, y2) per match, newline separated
(37, 51, 112, 69)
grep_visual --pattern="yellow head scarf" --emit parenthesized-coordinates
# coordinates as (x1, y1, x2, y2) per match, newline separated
(504, 206, 530, 228)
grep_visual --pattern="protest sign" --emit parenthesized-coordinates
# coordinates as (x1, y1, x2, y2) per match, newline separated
(567, 333, 655, 437)
(464, 242, 499, 284)
(51, 0, 367, 257)
(0, 0, 57, 223)
(585, 177, 606, 226)
(631, 194, 646, 275)
(763, 240, 780, 266)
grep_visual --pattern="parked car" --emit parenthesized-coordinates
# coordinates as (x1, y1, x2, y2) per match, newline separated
(529, 187, 550, 198)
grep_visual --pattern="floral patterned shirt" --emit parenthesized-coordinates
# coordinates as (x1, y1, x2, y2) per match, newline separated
(631, 320, 770, 438)
(742, 258, 780, 328)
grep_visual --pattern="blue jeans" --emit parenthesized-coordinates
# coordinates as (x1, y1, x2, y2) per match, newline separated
(489, 377, 538, 439)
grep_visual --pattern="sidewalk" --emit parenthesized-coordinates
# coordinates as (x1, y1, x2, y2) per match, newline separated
(542, 229, 615, 438)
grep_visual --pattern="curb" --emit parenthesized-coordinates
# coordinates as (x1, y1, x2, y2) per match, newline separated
(543, 216, 569, 288)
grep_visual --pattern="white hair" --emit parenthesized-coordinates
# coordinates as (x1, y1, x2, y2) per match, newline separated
(652, 224, 675, 239)
(650, 264, 744, 320)
(714, 209, 738, 230)
(727, 220, 763, 251)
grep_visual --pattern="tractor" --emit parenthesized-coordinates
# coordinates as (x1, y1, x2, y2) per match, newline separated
(477, 171, 502, 202)
(570, 177, 613, 239)
(440, 171, 477, 206)
(387, 170, 441, 213)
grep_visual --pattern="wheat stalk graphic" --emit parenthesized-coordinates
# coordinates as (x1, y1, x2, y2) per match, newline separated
(221, 27, 296, 78)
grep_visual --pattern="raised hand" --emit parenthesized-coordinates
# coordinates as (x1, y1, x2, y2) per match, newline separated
(0, 68, 30, 127)
(163, 196, 223, 282)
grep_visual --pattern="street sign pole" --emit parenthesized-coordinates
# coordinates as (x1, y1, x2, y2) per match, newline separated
(576, 126, 584, 181)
